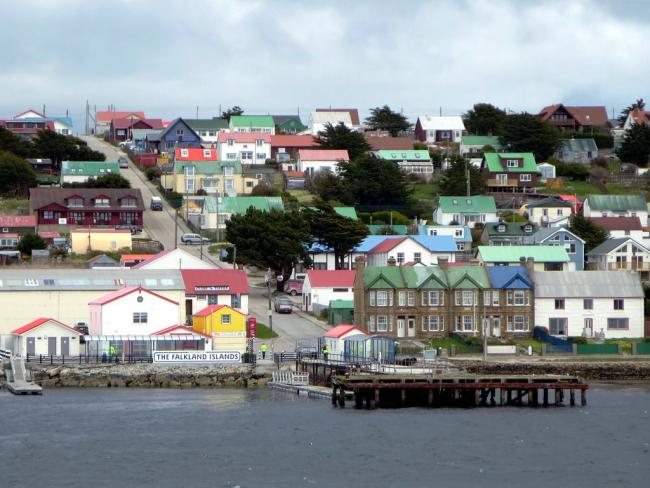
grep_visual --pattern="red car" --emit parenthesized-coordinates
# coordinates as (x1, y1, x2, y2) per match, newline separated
(285, 279, 303, 296)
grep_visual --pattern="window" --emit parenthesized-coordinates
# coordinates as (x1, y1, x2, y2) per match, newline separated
(185, 179, 195, 192)
(565, 242, 576, 254)
(514, 290, 526, 306)
(396, 252, 404, 264)
(256, 139, 264, 146)
(414, 252, 421, 263)
(549, 318, 567, 335)
(94, 198, 110, 207)
(225, 179, 235, 192)
(245, 181, 254, 188)
(226, 153, 236, 159)
(607, 318, 628, 330)
(93, 212, 111, 224)
(184, 165, 195, 176)
(455, 290, 474, 306)
(133, 312, 148, 323)
(483, 291, 491, 306)
(423, 316, 444, 332)
(203, 149, 212, 158)
(256, 153, 266, 160)
(407, 291, 415, 306)
(176, 129, 184, 136)
(454, 229, 463, 237)
(69, 211, 83, 224)
(181, 149, 189, 157)
(376, 315, 388, 332)
(583, 299, 593, 310)
(614, 299, 624, 310)
(224, 166, 234, 176)
(68, 197, 83, 207)
(554, 299, 565, 310)
(376, 290, 392, 307)
(221, 314, 231, 325)
(369, 291, 376, 306)
(227, 139, 234, 146)
(332, 287, 348, 292)
(398, 291, 406, 306)
(240, 151, 253, 160)
(520, 174, 531, 182)
(120, 212, 137, 225)
(201, 178, 218, 188)
(507, 315, 527, 332)
(121, 198, 136, 207)
(506, 159, 518, 167)
(557, 209, 563, 216)
(492, 291, 500, 306)
(455, 315, 474, 331)
(368, 316, 375, 332)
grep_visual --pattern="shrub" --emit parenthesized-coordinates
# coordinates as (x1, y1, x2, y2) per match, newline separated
(17, 233, 48, 256)
(370, 210, 411, 226)
(145, 167, 161, 181)
(554, 161, 589, 181)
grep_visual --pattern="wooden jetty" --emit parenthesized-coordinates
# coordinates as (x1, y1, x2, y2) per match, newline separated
(5, 356, 42, 395)
(331, 374, 588, 409)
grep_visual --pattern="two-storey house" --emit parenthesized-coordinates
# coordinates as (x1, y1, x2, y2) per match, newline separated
(586, 237, 650, 281)
(583, 195, 648, 224)
(415, 115, 465, 144)
(480, 221, 538, 246)
(229, 115, 275, 134)
(538, 104, 609, 133)
(481, 152, 539, 193)
(417, 225, 473, 251)
(186, 118, 229, 147)
(373, 150, 433, 180)
(156, 118, 203, 153)
(526, 227, 585, 271)
(162, 161, 243, 196)
(521, 197, 573, 227)
(217, 132, 272, 165)
(434, 195, 498, 228)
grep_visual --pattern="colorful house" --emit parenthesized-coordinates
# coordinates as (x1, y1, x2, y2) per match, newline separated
(272, 115, 307, 135)
(373, 150, 433, 179)
(192, 304, 247, 352)
(199, 196, 284, 231)
(60, 161, 121, 185)
(155, 118, 203, 153)
(460, 135, 503, 155)
(434, 195, 498, 228)
(476, 246, 572, 271)
(229, 115, 275, 134)
(162, 160, 243, 196)
(481, 152, 540, 193)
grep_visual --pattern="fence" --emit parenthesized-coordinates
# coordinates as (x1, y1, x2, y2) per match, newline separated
(25, 353, 257, 365)
(633, 342, 650, 355)
(576, 343, 620, 355)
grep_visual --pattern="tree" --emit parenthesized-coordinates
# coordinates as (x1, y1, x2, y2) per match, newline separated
(64, 173, 131, 188)
(365, 105, 411, 136)
(308, 169, 353, 204)
(499, 113, 562, 161)
(17, 232, 48, 256)
(617, 124, 650, 167)
(0, 151, 37, 197)
(0, 126, 32, 157)
(438, 155, 485, 196)
(225, 208, 312, 286)
(250, 181, 280, 196)
(303, 200, 369, 270)
(618, 98, 645, 125)
(463, 103, 507, 135)
(568, 213, 608, 253)
(337, 153, 412, 206)
(221, 106, 244, 122)
(31, 130, 104, 168)
(316, 122, 371, 160)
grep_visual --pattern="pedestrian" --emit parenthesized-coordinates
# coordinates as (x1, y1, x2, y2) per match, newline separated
(322, 344, 329, 362)
(260, 343, 268, 359)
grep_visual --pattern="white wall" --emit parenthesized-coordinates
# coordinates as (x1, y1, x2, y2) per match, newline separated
(583, 201, 648, 224)
(535, 297, 644, 338)
(188, 294, 249, 315)
(217, 141, 271, 164)
(434, 209, 498, 228)
(303, 279, 353, 312)
(527, 206, 571, 227)
(92, 291, 180, 335)
(299, 160, 340, 174)
(137, 249, 217, 270)
(15, 322, 81, 356)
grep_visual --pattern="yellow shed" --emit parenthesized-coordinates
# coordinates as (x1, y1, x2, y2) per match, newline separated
(70, 229, 132, 254)
(192, 305, 246, 336)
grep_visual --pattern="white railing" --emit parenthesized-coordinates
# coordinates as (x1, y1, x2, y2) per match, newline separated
(272, 371, 310, 386)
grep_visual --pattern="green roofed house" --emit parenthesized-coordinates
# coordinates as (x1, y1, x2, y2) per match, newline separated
(480, 152, 539, 193)
(476, 245, 572, 271)
(583, 194, 648, 224)
(272, 115, 307, 135)
(162, 161, 243, 195)
(60, 161, 120, 185)
(186, 118, 229, 147)
(367, 224, 410, 235)
(328, 299, 354, 325)
(373, 150, 433, 180)
(460, 135, 503, 155)
(480, 221, 538, 246)
(229, 115, 275, 135)
(434, 195, 498, 228)
(304, 206, 358, 220)
(200, 196, 284, 231)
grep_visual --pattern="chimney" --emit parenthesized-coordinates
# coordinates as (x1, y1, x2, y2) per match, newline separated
(525, 257, 535, 277)
(438, 257, 449, 270)
(519, 256, 526, 267)
(387, 256, 397, 266)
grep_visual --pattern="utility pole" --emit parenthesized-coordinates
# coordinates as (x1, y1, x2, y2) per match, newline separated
(466, 160, 471, 197)
(174, 208, 178, 250)
(266, 269, 273, 333)
(196, 105, 199, 119)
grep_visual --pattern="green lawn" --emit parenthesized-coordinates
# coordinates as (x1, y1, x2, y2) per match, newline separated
(287, 189, 314, 204)
(426, 337, 545, 355)
(410, 182, 439, 201)
(0, 198, 29, 215)
(541, 180, 601, 196)
(255, 323, 279, 339)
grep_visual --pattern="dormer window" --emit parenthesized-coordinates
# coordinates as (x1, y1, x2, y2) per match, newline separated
(94, 197, 110, 207)
(184, 165, 195, 176)
(176, 129, 184, 136)
(227, 139, 234, 146)
(121, 198, 136, 208)
(452, 199, 459, 205)
(497, 224, 506, 233)
(68, 197, 83, 207)
(256, 139, 264, 147)
(203, 149, 211, 158)
(415, 153, 421, 159)
(390, 153, 397, 158)
(466, 199, 472, 205)
(506, 159, 519, 168)
(181, 148, 189, 158)
(524, 225, 532, 233)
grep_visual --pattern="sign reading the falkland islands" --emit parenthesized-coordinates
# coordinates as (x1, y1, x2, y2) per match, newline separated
(153, 351, 241, 364)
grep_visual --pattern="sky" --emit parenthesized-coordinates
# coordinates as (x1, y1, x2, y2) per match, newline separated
(1, 0, 649, 131)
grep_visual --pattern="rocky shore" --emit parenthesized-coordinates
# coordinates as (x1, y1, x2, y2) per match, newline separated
(2, 362, 271, 388)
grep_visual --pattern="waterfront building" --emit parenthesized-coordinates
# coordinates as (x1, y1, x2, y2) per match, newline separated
(11, 318, 82, 357)
(192, 304, 246, 353)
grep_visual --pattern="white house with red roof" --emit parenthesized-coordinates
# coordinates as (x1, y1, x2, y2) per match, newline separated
(88, 286, 181, 335)
(180, 269, 250, 318)
(302, 270, 356, 314)
(132, 248, 218, 270)
(362, 236, 458, 266)
(322, 324, 368, 356)
(216, 132, 272, 164)
(297, 149, 349, 175)
(11, 318, 82, 357)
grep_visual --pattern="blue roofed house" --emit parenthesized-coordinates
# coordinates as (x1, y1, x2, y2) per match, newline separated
(485, 266, 534, 338)
(418, 225, 473, 251)
(156, 118, 203, 153)
(525, 227, 585, 270)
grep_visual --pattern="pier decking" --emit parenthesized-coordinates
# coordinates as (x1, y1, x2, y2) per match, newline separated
(331, 374, 588, 409)
(5, 357, 42, 395)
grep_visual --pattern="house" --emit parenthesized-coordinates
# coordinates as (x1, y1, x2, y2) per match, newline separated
(242, 165, 279, 193)
(434, 195, 498, 228)
(322, 324, 369, 357)
(270, 135, 318, 162)
(589, 217, 648, 243)
(13, 109, 74, 135)
(0, 216, 37, 235)
(88, 286, 180, 335)
(11, 318, 82, 357)
(119, 254, 155, 268)
(70, 229, 132, 254)
(587, 237, 650, 281)
(302, 270, 356, 314)
(60, 161, 121, 185)
(352, 258, 534, 339)
(174, 147, 218, 161)
(460, 135, 503, 155)
(199, 196, 284, 231)
(520, 197, 573, 227)
(316, 108, 360, 126)
(359, 235, 458, 266)
(476, 246, 572, 270)
(186, 118, 229, 147)
(95, 111, 145, 135)
(555, 138, 599, 164)
(191, 304, 247, 353)
(534, 271, 644, 338)
(132, 248, 218, 270)
(538, 104, 609, 132)
(229, 115, 275, 134)
(108, 118, 164, 142)
(308, 110, 358, 135)
(373, 150, 433, 179)
(526, 227, 585, 271)
(480, 221, 538, 246)
(0, 269, 186, 333)
(537, 162, 556, 182)
(162, 160, 243, 196)
(156, 118, 203, 153)
(481, 152, 539, 193)
(216, 132, 272, 165)
(272, 115, 307, 134)
(26, 158, 53, 172)
(583, 195, 648, 224)
(417, 225, 473, 251)
(284, 171, 306, 190)
(297, 149, 349, 175)
(0, 118, 55, 140)
(29, 188, 144, 229)
(364, 134, 415, 151)
(557, 194, 581, 212)
(415, 115, 465, 144)
(180, 269, 250, 318)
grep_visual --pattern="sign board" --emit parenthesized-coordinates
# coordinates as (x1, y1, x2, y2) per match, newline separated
(58, 218, 67, 225)
(486, 345, 517, 355)
(247, 317, 257, 338)
(153, 350, 241, 364)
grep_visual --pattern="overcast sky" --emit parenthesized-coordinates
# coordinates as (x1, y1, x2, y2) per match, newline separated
(1, 0, 649, 130)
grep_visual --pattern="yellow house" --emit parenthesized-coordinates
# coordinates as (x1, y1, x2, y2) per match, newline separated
(192, 304, 247, 352)
(162, 161, 246, 196)
(70, 229, 132, 254)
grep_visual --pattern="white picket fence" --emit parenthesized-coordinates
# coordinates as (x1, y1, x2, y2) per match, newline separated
(271, 371, 310, 386)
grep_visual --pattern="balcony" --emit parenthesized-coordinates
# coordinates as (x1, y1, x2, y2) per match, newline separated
(487, 178, 519, 187)
(605, 261, 650, 271)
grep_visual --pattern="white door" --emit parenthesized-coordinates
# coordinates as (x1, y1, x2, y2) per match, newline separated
(492, 317, 501, 338)
(483, 318, 490, 338)
(407, 319, 415, 338)
(397, 319, 405, 338)
(584, 318, 593, 337)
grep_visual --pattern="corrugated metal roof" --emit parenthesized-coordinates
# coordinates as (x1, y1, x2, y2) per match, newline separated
(461, 135, 502, 147)
(417, 115, 465, 131)
(483, 153, 539, 173)
(586, 194, 647, 212)
(534, 271, 643, 298)
(374, 150, 431, 162)
(298, 149, 349, 161)
(486, 266, 532, 289)
(531, 227, 584, 244)
(230, 115, 275, 128)
(438, 195, 497, 214)
(587, 237, 650, 256)
(61, 161, 120, 177)
(478, 245, 570, 263)
(560, 138, 598, 152)
(204, 196, 284, 214)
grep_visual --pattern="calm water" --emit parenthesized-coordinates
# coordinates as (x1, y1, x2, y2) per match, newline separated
(0, 385, 649, 488)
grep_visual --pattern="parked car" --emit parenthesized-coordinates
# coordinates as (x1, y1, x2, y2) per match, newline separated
(181, 233, 210, 245)
(118, 157, 129, 169)
(274, 296, 294, 314)
(285, 279, 304, 296)
(150, 196, 163, 211)
(295, 340, 317, 357)
(115, 225, 142, 235)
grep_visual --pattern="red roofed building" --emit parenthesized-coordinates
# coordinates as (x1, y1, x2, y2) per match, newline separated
(12, 318, 82, 357)
(303, 270, 356, 314)
(322, 323, 368, 356)
(0, 118, 56, 140)
(0, 215, 37, 235)
(297, 149, 349, 175)
(590, 216, 648, 242)
(270, 135, 319, 161)
(108, 118, 164, 142)
(180, 269, 250, 318)
(364, 133, 416, 151)
(538, 104, 609, 132)
(95, 111, 145, 135)
(174, 147, 218, 161)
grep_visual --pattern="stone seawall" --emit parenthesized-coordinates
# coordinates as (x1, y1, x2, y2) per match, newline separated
(2, 362, 271, 388)
(454, 359, 650, 381)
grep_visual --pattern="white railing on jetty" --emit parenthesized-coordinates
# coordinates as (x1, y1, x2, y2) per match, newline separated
(272, 371, 310, 386)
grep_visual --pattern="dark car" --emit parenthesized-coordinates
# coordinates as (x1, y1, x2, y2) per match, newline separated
(295, 340, 317, 357)
(181, 233, 210, 245)
(116, 225, 142, 235)
(274, 296, 293, 314)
